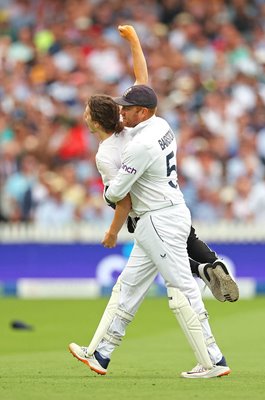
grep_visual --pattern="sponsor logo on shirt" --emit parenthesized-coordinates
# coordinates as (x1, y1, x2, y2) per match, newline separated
(158, 129, 174, 150)
(121, 162, 137, 174)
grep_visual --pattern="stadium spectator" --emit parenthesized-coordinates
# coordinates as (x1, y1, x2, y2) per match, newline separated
(0, 0, 265, 224)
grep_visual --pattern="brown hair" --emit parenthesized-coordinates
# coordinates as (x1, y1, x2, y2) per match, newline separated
(87, 95, 124, 133)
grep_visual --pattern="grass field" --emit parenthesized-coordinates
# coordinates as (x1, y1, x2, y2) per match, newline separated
(0, 296, 265, 400)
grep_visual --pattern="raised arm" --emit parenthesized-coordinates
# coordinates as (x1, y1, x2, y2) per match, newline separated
(118, 25, 148, 85)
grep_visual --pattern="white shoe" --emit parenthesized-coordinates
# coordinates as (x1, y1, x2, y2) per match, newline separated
(198, 263, 225, 302)
(68, 342, 108, 375)
(181, 363, 231, 379)
(213, 260, 239, 302)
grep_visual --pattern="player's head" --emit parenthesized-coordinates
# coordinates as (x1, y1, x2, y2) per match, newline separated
(84, 95, 124, 134)
(113, 85, 157, 127)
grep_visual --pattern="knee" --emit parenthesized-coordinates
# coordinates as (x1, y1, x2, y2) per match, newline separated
(167, 287, 189, 313)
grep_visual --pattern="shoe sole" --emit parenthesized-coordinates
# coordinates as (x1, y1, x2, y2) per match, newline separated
(201, 264, 225, 302)
(181, 368, 231, 379)
(68, 345, 106, 375)
(213, 263, 239, 302)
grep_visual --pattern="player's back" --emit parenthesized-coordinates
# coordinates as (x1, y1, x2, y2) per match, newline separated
(122, 116, 185, 214)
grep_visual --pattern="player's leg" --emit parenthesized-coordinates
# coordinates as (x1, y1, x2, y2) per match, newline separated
(126, 219, 220, 298)
(69, 243, 157, 375)
(188, 226, 239, 302)
(167, 286, 230, 377)
(135, 206, 230, 377)
(167, 286, 212, 368)
(135, 206, 219, 369)
(72, 230, 221, 362)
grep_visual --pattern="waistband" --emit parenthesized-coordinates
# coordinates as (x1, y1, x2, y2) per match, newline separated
(139, 202, 187, 218)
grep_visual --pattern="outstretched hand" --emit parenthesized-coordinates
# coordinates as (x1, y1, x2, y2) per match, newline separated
(118, 25, 138, 42)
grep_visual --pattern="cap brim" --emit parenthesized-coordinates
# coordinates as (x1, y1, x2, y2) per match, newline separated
(113, 96, 135, 106)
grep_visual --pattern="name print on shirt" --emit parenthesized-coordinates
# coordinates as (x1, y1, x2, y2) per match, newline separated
(158, 129, 174, 150)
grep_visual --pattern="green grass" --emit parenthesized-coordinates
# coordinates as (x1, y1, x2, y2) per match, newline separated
(0, 296, 265, 400)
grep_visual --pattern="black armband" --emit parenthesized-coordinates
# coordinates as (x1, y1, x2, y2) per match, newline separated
(104, 186, 116, 210)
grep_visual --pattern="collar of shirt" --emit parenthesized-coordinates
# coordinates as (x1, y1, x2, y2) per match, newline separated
(129, 115, 156, 138)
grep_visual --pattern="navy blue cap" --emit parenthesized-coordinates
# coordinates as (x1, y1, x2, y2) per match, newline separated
(114, 85, 157, 108)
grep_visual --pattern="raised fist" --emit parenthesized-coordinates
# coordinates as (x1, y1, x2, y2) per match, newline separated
(118, 25, 138, 41)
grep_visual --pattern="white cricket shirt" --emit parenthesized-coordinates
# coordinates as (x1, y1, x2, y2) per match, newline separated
(96, 129, 130, 186)
(105, 115, 185, 216)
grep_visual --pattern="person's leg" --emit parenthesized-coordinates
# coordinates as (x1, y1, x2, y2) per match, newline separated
(85, 238, 228, 359)
(188, 226, 239, 302)
(69, 242, 158, 374)
(187, 227, 222, 300)
(135, 205, 230, 376)
(96, 245, 158, 359)
(187, 226, 217, 264)
(189, 257, 201, 277)
(189, 257, 224, 301)
(134, 205, 222, 370)
(85, 276, 122, 355)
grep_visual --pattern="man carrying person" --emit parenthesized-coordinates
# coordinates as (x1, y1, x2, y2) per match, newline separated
(69, 25, 237, 379)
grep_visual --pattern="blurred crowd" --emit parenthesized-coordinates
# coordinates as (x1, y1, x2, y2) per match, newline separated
(1, 0, 265, 226)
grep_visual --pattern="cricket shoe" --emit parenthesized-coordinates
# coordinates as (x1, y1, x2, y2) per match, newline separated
(181, 356, 231, 379)
(213, 260, 239, 302)
(198, 263, 225, 302)
(68, 342, 109, 375)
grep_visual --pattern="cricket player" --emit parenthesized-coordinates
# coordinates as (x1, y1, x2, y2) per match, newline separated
(91, 25, 238, 303)
(70, 24, 234, 378)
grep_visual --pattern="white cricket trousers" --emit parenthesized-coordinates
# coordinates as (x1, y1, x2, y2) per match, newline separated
(97, 204, 222, 364)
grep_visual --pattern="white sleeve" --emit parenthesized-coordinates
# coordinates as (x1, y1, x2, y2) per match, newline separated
(105, 140, 149, 203)
(96, 157, 119, 186)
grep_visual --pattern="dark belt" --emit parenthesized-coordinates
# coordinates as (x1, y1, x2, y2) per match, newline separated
(126, 216, 140, 233)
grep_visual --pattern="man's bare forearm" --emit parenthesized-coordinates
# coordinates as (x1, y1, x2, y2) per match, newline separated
(118, 25, 148, 85)
(102, 194, 131, 248)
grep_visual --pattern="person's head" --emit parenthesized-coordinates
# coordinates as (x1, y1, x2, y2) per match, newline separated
(84, 95, 123, 134)
(113, 85, 157, 127)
